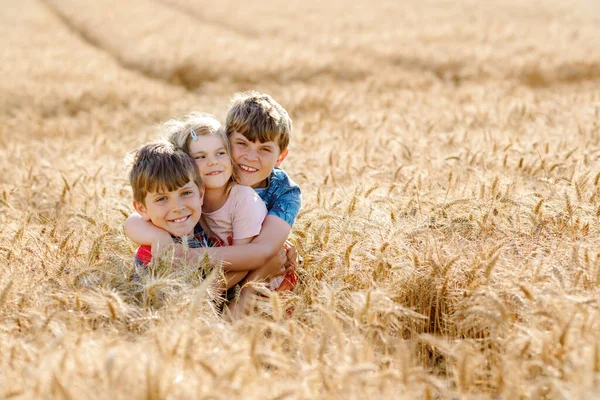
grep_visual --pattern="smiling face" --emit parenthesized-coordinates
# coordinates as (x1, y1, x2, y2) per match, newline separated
(229, 132, 288, 188)
(189, 135, 233, 190)
(134, 180, 203, 238)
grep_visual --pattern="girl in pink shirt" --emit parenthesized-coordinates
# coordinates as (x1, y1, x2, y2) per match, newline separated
(166, 113, 276, 316)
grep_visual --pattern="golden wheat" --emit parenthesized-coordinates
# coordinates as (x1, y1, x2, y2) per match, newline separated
(2, 0, 600, 398)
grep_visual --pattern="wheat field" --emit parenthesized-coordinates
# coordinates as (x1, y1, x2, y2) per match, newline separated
(2, 0, 600, 398)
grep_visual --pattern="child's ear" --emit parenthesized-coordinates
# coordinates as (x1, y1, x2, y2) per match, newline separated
(275, 149, 289, 167)
(133, 201, 151, 221)
(198, 185, 205, 207)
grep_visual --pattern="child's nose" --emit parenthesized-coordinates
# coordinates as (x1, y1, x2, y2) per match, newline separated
(245, 148, 258, 161)
(173, 197, 185, 211)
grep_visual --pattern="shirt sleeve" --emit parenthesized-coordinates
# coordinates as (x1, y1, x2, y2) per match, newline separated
(268, 186, 302, 227)
(231, 186, 268, 241)
(135, 245, 153, 265)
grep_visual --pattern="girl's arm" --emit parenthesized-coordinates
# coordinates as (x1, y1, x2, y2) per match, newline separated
(243, 214, 290, 259)
(124, 211, 174, 254)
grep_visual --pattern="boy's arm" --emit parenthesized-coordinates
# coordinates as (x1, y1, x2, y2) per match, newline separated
(181, 215, 290, 272)
(214, 183, 301, 270)
(168, 182, 300, 271)
(232, 237, 253, 246)
(245, 215, 290, 258)
(124, 211, 174, 254)
(232, 234, 289, 278)
(124, 211, 286, 271)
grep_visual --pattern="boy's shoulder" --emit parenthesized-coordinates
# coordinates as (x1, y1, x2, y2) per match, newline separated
(266, 167, 300, 192)
(258, 167, 302, 227)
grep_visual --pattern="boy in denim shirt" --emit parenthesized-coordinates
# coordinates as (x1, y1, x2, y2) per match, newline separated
(225, 91, 301, 290)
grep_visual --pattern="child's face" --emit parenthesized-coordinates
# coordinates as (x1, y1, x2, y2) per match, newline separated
(229, 132, 288, 188)
(189, 136, 233, 190)
(134, 180, 203, 238)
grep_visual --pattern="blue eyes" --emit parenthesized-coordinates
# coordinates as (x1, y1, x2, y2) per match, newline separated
(194, 152, 227, 159)
(235, 142, 272, 152)
(155, 190, 194, 202)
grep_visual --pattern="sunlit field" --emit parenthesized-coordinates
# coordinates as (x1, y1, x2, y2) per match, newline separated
(2, 0, 600, 398)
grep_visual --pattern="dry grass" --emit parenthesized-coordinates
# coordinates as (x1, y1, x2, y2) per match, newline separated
(2, 0, 600, 398)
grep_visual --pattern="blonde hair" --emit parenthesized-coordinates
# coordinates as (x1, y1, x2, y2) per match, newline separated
(225, 91, 292, 152)
(162, 112, 237, 193)
(129, 142, 202, 205)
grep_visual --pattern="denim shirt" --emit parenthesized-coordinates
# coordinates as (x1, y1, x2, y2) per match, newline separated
(254, 167, 302, 227)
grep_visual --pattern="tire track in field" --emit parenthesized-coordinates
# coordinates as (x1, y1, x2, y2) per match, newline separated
(154, 0, 372, 84)
(158, 0, 600, 89)
(155, 0, 260, 39)
(375, 51, 600, 88)
(41, 0, 370, 92)
(39, 0, 197, 94)
(45, 0, 600, 92)
(40, 0, 244, 92)
(1, 0, 208, 134)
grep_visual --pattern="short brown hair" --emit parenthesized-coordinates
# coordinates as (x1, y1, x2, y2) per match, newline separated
(129, 142, 202, 205)
(225, 91, 292, 151)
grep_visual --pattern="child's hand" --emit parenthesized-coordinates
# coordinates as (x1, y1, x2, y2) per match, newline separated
(283, 240, 299, 274)
(151, 231, 175, 256)
(262, 247, 288, 278)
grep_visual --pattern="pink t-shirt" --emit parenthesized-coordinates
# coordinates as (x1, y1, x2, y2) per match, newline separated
(202, 184, 267, 247)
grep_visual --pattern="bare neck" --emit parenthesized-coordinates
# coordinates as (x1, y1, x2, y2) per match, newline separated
(202, 186, 229, 213)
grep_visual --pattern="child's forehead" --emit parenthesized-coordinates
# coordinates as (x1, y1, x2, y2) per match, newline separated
(232, 132, 277, 146)
(189, 135, 226, 150)
(148, 180, 196, 195)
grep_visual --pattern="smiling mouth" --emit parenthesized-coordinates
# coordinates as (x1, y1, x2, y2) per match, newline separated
(239, 164, 258, 172)
(205, 171, 222, 176)
(169, 215, 190, 223)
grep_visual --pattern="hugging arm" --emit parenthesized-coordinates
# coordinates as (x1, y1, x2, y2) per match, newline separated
(200, 215, 291, 271)
(124, 212, 290, 272)
(221, 184, 301, 272)
(124, 211, 174, 254)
